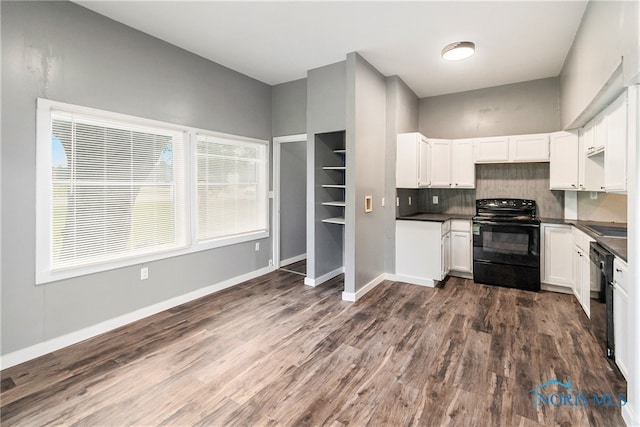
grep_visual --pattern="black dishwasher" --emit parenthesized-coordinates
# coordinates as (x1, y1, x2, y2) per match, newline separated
(589, 242, 614, 359)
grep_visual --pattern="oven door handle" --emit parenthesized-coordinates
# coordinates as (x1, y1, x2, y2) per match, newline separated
(473, 220, 540, 227)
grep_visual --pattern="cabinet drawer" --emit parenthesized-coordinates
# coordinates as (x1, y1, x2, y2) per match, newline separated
(450, 219, 471, 232)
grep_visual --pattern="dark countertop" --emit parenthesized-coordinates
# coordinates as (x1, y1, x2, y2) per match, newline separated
(540, 218, 627, 262)
(396, 214, 627, 262)
(396, 213, 474, 222)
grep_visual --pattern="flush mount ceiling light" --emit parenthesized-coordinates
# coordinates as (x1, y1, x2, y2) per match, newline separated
(441, 41, 476, 61)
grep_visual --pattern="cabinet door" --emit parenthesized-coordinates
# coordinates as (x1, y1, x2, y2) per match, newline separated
(396, 133, 420, 188)
(418, 136, 431, 188)
(573, 245, 583, 303)
(580, 253, 590, 318)
(509, 134, 550, 162)
(593, 114, 606, 153)
(614, 283, 629, 379)
(604, 92, 627, 192)
(474, 137, 509, 163)
(451, 139, 475, 188)
(441, 232, 451, 279)
(451, 231, 471, 273)
(541, 224, 573, 286)
(549, 132, 579, 190)
(429, 139, 451, 188)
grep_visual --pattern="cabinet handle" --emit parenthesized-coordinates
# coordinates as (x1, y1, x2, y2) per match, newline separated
(615, 268, 622, 273)
(600, 186, 605, 190)
(571, 184, 576, 188)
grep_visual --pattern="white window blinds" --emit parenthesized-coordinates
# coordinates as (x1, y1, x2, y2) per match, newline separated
(196, 134, 267, 242)
(49, 110, 187, 270)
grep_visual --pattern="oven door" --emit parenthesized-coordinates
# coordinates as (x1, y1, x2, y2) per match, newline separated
(472, 220, 540, 268)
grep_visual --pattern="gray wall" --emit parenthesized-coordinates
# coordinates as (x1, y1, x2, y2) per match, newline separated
(385, 76, 419, 273)
(279, 141, 307, 262)
(345, 53, 387, 293)
(419, 77, 560, 138)
(272, 78, 307, 137)
(306, 61, 346, 280)
(560, 0, 640, 128)
(1, 1, 272, 355)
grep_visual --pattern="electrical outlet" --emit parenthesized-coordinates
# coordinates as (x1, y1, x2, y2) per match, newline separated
(433, 196, 439, 204)
(590, 192, 598, 200)
(268, 259, 273, 266)
(396, 197, 400, 207)
(408, 196, 412, 206)
(255, 242, 260, 251)
(140, 266, 149, 280)
(381, 197, 385, 207)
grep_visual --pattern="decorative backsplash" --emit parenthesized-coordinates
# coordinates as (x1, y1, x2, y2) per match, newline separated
(398, 163, 565, 218)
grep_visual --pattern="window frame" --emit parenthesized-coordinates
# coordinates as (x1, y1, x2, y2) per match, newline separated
(36, 99, 270, 284)
(191, 131, 269, 252)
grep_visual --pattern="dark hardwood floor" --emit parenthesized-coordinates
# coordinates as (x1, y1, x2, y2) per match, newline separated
(1, 271, 626, 426)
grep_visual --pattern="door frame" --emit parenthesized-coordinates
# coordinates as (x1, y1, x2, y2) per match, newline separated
(272, 133, 307, 269)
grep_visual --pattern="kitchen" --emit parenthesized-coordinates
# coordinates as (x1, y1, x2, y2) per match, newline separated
(1, 0, 639, 425)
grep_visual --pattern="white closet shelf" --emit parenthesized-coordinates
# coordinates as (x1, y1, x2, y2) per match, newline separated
(322, 166, 346, 170)
(322, 201, 346, 207)
(322, 184, 346, 189)
(334, 149, 346, 154)
(322, 217, 346, 225)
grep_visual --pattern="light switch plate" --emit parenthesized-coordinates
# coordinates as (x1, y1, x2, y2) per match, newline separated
(433, 196, 439, 204)
(590, 192, 598, 200)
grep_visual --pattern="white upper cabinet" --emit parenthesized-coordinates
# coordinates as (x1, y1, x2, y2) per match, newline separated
(508, 133, 550, 162)
(429, 138, 451, 188)
(396, 133, 430, 189)
(589, 113, 606, 155)
(474, 136, 509, 163)
(549, 131, 579, 190)
(604, 91, 627, 192)
(474, 133, 549, 164)
(451, 139, 475, 188)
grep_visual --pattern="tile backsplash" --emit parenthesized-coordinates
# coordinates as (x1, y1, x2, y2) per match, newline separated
(398, 163, 565, 218)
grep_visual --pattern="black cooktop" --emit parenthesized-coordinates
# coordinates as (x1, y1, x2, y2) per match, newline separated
(474, 198, 539, 223)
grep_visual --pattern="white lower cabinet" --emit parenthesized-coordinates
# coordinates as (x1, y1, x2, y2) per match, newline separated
(395, 220, 448, 286)
(450, 220, 472, 275)
(442, 232, 451, 279)
(541, 224, 573, 287)
(572, 228, 594, 318)
(613, 258, 629, 379)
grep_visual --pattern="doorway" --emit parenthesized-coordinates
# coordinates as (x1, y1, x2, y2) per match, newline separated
(273, 134, 307, 275)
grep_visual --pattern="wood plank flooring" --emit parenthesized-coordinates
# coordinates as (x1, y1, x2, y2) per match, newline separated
(1, 271, 626, 426)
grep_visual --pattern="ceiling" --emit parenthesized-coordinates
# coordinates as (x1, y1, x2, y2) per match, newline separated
(74, 1, 588, 98)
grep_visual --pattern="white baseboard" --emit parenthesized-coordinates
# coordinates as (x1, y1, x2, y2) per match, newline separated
(0, 265, 275, 370)
(623, 402, 638, 427)
(342, 273, 386, 302)
(280, 254, 306, 267)
(386, 273, 436, 288)
(449, 270, 473, 280)
(304, 266, 344, 287)
(541, 283, 574, 295)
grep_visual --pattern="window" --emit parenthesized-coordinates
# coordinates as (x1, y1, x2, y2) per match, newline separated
(196, 134, 268, 243)
(36, 99, 268, 284)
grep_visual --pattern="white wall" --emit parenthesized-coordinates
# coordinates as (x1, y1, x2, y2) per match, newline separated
(560, 1, 640, 129)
